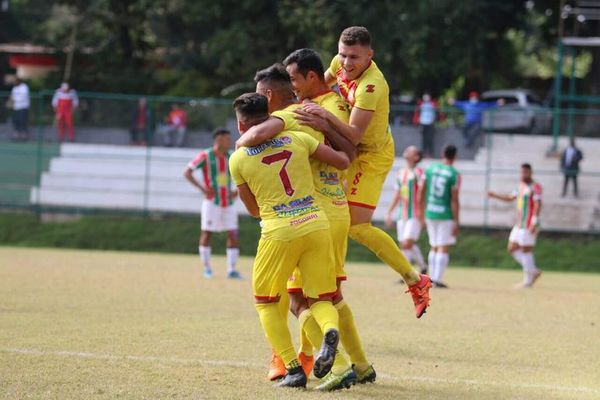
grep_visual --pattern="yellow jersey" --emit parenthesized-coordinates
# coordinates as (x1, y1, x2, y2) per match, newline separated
(229, 131, 329, 241)
(326, 56, 393, 153)
(272, 100, 349, 221)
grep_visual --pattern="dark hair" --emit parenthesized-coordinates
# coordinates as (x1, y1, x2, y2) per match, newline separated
(443, 144, 457, 160)
(340, 26, 371, 47)
(254, 63, 291, 85)
(521, 163, 532, 170)
(283, 48, 325, 78)
(212, 128, 230, 139)
(232, 93, 268, 120)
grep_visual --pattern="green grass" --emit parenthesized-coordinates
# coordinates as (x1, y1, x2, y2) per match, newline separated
(1, 213, 599, 272)
(0, 247, 599, 399)
(0, 142, 60, 205)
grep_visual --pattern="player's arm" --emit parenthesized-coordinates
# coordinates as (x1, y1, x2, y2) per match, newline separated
(487, 191, 516, 202)
(385, 188, 402, 228)
(235, 117, 284, 148)
(236, 183, 260, 218)
(311, 143, 350, 171)
(183, 167, 214, 197)
(530, 188, 542, 233)
(324, 70, 336, 87)
(451, 187, 460, 236)
(295, 103, 373, 146)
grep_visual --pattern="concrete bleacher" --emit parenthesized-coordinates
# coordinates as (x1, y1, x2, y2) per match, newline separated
(29, 134, 600, 232)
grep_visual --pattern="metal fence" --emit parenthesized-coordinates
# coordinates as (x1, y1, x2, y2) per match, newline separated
(1, 91, 599, 233)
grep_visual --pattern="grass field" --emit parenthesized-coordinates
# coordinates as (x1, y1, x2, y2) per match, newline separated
(1, 247, 599, 400)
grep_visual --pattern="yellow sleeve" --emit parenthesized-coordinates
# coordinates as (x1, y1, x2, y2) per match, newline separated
(228, 150, 245, 185)
(294, 132, 320, 155)
(323, 95, 350, 124)
(353, 72, 384, 112)
(326, 55, 340, 78)
(271, 110, 299, 131)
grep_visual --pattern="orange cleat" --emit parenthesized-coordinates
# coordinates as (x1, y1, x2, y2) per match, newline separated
(267, 352, 286, 381)
(406, 274, 432, 318)
(298, 351, 314, 377)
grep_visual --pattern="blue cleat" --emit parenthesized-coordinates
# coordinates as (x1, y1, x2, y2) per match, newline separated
(203, 268, 214, 279)
(227, 270, 244, 280)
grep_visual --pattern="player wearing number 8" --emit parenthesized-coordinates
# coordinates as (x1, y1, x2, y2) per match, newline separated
(420, 144, 461, 288)
(229, 92, 351, 388)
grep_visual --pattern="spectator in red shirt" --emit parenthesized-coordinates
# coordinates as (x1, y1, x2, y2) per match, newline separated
(52, 82, 79, 142)
(159, 104, 187, 147)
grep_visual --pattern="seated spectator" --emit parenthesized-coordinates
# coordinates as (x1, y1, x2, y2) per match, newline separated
(158, 104, 187, 147)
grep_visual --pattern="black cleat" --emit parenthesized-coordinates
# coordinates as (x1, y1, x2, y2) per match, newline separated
(313, 328, 339, 378)
(355, 364, 377, 384)
(273, 366, 307, 388)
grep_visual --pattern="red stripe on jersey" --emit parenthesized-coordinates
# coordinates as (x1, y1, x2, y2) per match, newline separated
(347, 201, 376, 210)
(217, 155, 227, 207)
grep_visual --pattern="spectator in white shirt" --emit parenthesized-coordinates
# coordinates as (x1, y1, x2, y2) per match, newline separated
(9, 78, 30, 141)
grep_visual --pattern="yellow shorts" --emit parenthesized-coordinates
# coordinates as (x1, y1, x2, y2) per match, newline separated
(253, 229, 337, 301)
(287, 218, 350, 294)
(346, 140, 394, 209)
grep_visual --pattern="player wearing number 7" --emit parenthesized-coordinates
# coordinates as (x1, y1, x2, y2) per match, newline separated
(294, 26, 431, 317)
(229, 92, 351, 388)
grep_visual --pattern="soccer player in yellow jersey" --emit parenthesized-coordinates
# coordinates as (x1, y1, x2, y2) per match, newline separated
(230, 92, 350, 388)
(237, 59, 373, 390)
(295, 27, 432, 318)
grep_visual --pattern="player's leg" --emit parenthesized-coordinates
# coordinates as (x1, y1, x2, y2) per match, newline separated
(402, 220, 426, 273)
(298, 230, 341, 379)
(285, 273, 316, 376)
(507, 226, 527, 285)
(432, 220, 455, 288)
(224, 204, 242, 279)
(253, 237, 306, 387)
(426, 219, 439, 283)
(520, 229, 541, 287)
(199, 200, 214, 278)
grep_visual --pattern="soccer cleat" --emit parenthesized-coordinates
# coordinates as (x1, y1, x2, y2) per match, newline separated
(355, 364, 377, 384)
(273, 366, 307, 388)
(298, 352, 314, 377)
(267, 352, 286, 381)
(227, 270, 243, 280)
(313, 329, 339, 378)
(433, 281, 448, 289)
(406, 274, 432, 318)
(203, 268, 214, 279)
(315, 367, 357, 391)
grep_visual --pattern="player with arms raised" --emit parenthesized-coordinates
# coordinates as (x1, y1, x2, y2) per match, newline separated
(295, 27, 431, 317)
(230, 93, 350, 388)
(488, 163, 543, 288)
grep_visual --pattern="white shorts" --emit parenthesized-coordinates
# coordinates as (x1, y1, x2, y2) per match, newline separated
(425, 219, 456, 247)
(396, 218, 422, 242)
(201, 200, 238, 232)
(508, 226, 537, 247)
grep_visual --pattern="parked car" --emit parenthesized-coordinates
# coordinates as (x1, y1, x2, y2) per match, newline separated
(481, 89, 552, 134)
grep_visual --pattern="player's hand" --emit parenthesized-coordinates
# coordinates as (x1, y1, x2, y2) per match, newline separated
(294, 108, 329, 132)
(204, 187, 215, 198)
(528, 224, 537, 234)
(452, 221, 460, 236)
(384, 214, 393, 228)
(299, 103, 329, 119)
(487, 191, 495, 198)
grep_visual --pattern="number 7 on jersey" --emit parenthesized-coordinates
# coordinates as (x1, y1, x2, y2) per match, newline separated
(261, 150, 295, 196)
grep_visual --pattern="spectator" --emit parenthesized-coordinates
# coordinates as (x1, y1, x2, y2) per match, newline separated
(449, 91, 502, 148)
(52, 82, 79, 142)
(159, 104, 187, 147)
(561, 138, 583, 198)
(412, 93, 439, 158)
(130, 98, 149, 146)
(9, 78, 30, 141)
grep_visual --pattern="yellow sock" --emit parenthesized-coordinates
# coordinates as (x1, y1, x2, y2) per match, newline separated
(336, 300, 369, 371)
(331, 351, 351, 375)
(278, 293, 290, 321)
(255, 303, 299, 369)
(308, 300, 339, 333)
(349, 223, 420, 285)
(298, 309, 322, 356)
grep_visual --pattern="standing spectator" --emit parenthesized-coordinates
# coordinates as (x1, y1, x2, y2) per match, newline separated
(9, 78, 30, 141)
(130, 98, 149, 146)
(159, 104, 187, 147)
(52, 82, 79, 142)
(449, 91, 502, 148)
(561, 138, 583, 198)
(412, 93, 438, 157)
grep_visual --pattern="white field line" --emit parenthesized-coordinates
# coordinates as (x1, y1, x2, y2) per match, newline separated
(3, 347, 599, 395)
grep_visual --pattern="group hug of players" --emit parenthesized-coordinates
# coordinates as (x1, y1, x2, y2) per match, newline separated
(184, 26, 544, 391)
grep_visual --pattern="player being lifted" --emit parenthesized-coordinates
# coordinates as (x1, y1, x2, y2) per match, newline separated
(488, 163, 543, 288)
(237, 54, 374, 389)
(294, 27, 431, 316)
(385, 146, 427, 275)
(184, 129, 242, 279)
(419, 145, 461, 288)
(229, 92, 349, 388)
